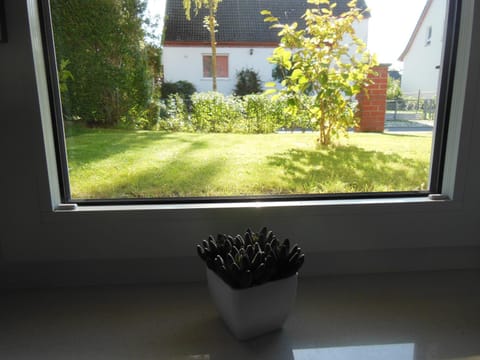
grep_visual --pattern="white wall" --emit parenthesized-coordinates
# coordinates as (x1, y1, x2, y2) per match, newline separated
(162, 20, 369, 95)
(354, 19, 369, 48)
(163, 46, 276, 94)
(401, 0, 448, 98)
(0, 1, 479, 287)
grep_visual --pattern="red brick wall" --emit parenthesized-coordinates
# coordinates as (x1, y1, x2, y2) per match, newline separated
(356, 65, 388, 132)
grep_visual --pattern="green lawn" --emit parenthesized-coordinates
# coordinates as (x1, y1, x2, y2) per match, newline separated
(65, 126, 433, 199)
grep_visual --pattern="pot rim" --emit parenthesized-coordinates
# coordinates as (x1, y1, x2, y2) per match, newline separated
(206, 267, 298, 292)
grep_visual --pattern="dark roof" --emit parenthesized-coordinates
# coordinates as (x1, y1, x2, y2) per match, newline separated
(164, 0, 369, 44)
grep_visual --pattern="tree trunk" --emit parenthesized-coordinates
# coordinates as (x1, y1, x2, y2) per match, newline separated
(209, 1, 217, 91)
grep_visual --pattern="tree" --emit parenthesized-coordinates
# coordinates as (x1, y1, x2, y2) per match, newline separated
(387, 76, 403, 100)
(263, 0, 378, 145)
(183, 0, 222, 91)
(51, 0, 153, 127)
(271, 64, 292, 83)
(234, 68, 262, 96)
(145, 43, 163, 100)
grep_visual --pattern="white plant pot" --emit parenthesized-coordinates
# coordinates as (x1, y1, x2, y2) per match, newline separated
(206, 268, 298, 340)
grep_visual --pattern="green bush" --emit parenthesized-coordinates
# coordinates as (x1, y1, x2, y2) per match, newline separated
(283, 95, 315, 131)
(242, 94, 280, 133)
(157, 92, 314, 134)
(190, 92, 245, 133)
(119, 100, 161, 130)
(242, 94, 313, 133)
(387, 76, 403, 100)
(161, 80, 196, 104)
(158, 94, 191, 131)
(233, 68, 262, 96)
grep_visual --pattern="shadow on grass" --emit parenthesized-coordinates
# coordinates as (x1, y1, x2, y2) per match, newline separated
(71, 138, 223, 199)
(66, 128, 208, 167)
(268, 145, 430, 192)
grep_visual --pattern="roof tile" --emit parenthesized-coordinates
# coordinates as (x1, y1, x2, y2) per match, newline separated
(164, 0, 369, 43)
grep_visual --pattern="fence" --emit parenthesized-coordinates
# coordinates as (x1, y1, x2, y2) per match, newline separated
(386, 98, 436, 121)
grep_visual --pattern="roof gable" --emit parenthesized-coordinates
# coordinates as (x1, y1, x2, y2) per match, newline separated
(164, 0, 369, 44)
(398, 0, 434, 61)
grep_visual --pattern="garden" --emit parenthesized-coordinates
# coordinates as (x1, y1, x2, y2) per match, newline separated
(66, 124, 432, 199)
(53, 0, 434, 200)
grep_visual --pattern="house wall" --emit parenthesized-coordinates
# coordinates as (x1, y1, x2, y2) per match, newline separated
(162, 21, 369, 95)
(1, 1, 479, 288)
(401, 0, 448, 98)
(163, 46, 276, 94)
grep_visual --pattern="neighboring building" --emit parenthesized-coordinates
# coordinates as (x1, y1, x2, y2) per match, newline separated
(399, 0, 448, 99)
(162, 0, 369, 94)
(388, 69, 402, 82)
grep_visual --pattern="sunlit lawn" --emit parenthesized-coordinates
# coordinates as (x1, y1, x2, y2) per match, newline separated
(65, 126, 433, 199)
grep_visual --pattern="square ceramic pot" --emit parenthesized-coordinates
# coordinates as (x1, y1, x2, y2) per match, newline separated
(206, 268, 298, 340)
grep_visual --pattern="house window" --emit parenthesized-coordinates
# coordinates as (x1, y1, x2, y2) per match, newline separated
(40, 0, 461, 205)
(425, 26, 432, 46)
(203, 55, 229, 78)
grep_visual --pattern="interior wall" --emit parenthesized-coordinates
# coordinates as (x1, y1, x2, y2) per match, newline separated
(0, 0, 479, 287)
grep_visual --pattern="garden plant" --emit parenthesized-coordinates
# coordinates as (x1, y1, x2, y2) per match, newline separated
(263, 0, 378, 145)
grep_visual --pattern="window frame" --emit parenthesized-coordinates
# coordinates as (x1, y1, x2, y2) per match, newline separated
(0, 0, 476, 289)
(425, 25, 433, 46)
(38, 0, 464, 208)
(202, 54, 229, 78)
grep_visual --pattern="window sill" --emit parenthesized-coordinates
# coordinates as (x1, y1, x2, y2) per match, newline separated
(200, 77, 230, 81)
(52, 194, 455, 214)
(2, 270, 480, 359)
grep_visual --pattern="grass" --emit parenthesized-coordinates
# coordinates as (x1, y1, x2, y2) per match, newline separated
(65, 126, 433, 199)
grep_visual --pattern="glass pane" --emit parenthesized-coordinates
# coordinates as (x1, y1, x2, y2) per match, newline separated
(216, 56, 228, 77)
(203, 56, 212, 77)
(48, 0, 452, 202)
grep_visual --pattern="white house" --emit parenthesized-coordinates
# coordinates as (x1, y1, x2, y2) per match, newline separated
(399, 0, 448, 99)
(162, 0, 370, 94)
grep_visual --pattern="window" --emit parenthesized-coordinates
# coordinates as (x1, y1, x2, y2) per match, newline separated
(40, 0, 462, 205)
(426, 25, 432, 46)
(203, 55, 229, 78)
(0, 0, 476, 290)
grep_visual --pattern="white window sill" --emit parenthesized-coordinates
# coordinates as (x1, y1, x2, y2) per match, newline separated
(52, 195, 454, 214)
(200, 77, 231, 81)
(2, 270, 479, 359)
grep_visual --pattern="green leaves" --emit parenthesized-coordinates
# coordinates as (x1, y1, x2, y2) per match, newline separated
(271, 47, 293, 70)
(51, 0, 154, 126)
(196, 227, 305, 289)
(262, 0, 378, 145)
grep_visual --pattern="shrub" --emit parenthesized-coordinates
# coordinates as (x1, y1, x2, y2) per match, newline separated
(233, 68, 263, 96)
(387, 76, 403, 100)
(157, 94, 191, 131)
(281, 95, 315, 132)
(242, 94, 313, 133)
(271, 64, 291, 83)
(263, 1, 378, 145)
(120, 100, 160, 130)
(161, 80, 196, 104)
(190, 92, 245, 133)
(242, 94, 281, 133)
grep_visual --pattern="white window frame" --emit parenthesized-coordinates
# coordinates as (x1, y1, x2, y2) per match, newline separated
(34, 0, 472, 213)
